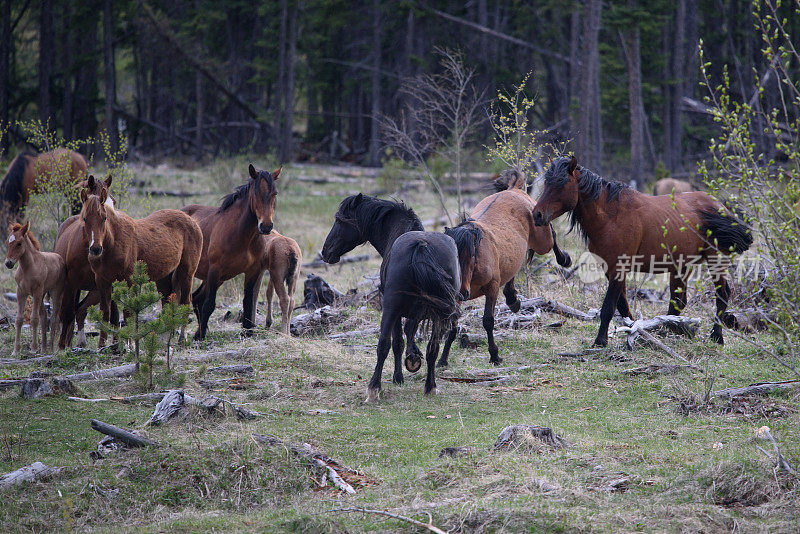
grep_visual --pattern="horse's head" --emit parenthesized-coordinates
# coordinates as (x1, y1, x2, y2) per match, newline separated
(78, 174, 115, 209)
(321, 193, 365, 264)
(444, 222, 482, 301)
(247, 164, 280, 235)
(533, 156, 580, 226)
(5, 222, 35, 269)
(81, 192, 109, 258)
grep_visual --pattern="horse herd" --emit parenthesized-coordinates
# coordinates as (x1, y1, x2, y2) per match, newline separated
(2, 150, 752, 402)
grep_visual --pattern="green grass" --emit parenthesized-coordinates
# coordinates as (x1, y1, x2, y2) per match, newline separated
(0, 156, 798, 532)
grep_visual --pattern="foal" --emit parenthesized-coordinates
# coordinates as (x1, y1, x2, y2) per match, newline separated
(5, 223, 65, 354)
(262, 231, 302, 334)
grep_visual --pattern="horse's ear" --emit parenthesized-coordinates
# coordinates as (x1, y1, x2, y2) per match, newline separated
(272, 167, 282, 181)
(80, 188, 88, 203)
(105, 174, 113, 188)
(354, 193, 363, 204)
(100, 188, 108, 204)
(248, 164, 257, 180)
(87, 175, 95, 188)
(21, 221, 29, 235)
(568, 156, 578, 175)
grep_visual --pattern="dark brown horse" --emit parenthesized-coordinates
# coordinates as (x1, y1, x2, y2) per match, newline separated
(533, 156, 752, 346)
(1, 149, 88, 233)
(81, 189, 203, 345)
(55, 175, 116, 348)
(440, 170, 571, 366)
(182, 164, 280, 339)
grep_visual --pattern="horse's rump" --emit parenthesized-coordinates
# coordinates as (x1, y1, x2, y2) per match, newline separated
(133, 209, 203, 280)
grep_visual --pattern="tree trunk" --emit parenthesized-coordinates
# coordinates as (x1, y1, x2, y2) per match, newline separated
(625, 2, 645, 188)
(568, 2, 581, 137)
(73, 2, 99, 145)
(578, 0, 602, 169)
(195, 71, 203, 156)
(0, 0, 10, 155)
(276, 0, 287, 147)
(280, 1, 297, 162)
(103, 0, 117, 154)
(39, 0, 55, 127)
(60, 0, 74, 142)
(666, 0, 686, 172)
(368, 0, 381, 167)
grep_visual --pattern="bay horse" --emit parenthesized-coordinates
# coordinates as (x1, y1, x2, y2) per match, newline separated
(262, 230, 302, 334)
(181, 164, 279, 340)
(5, 222, 65, 355)
(81, 188, 203, 346)
(367, 231, 461, 402)
(439, 169, 572, 366)
(533, 156, 752, 346)
(321, 193, 425, 384)
(1, 149, 88, 232)
(55, 175, 116, 348)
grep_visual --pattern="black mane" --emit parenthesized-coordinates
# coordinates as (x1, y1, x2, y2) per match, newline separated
(338, 194, 424, 233)
(218, 169, 276, 213)
(543, 156, 631, 242)
(445, 217, 483, 266)
(0, 152, 33, 209)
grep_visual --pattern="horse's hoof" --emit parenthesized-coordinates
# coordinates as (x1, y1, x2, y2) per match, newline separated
(436, 359, 449, 368)
(593, 337, 608, 348)
(193, 330, 204, 341)
(365, 387, 381, 403)
(424, 387, 439, 396)
(392, 373, 405, 385)
(509, 299, 521, 313)
(710, 330, 724, 345)
(561, 252, 572, 268)
(241, 328, 254, 338)
(264, 320, 273, 329)
(404, 355, 422, 373)
(75, 329, 87, 348)
(490, 357, 503, 366)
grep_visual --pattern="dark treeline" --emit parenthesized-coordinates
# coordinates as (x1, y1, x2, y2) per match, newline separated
(1, 0, 797, 179)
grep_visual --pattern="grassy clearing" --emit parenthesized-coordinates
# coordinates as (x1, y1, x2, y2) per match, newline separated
(1, 157, 798, 532)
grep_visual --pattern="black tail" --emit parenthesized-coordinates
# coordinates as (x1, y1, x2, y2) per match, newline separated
(409, 241, 459, 317)
(699, 209, 753, 254)
(285, 251, 298, 284)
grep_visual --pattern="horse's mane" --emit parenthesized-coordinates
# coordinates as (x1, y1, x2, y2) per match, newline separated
(445, 217, 483, 265)
(10, 222, 41, 250)
(339, 194, 424, 232)
(218, 170, 276, 213)
(0, 152, 34, 208)
(544, 157, 631, 242)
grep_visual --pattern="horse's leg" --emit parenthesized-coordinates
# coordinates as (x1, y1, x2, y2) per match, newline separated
(170, 265, 195, 343)
(616, 280, 632, 319)
(437, 325, 456, 368)
(58, 286, 78, 349)
(391, 320, 405, 385)
(503, 280, 521, 313)
(265, 277, 274, 329)
(272, 276, 293, 335)
(241, 270, 264, 336)
(196, 273, 219, 340)
(594, 278, 624, 347)
(484, 283, 502, 365)
(366, 307, 399, 403)
(286, 269, 298, 335)
(30, 292, 42, 353)
(710, 274, 733, 345)
(74, 291, 99, 348)
(550, 226, 572, 267)
(12, 291, 26, 356)
(49, 288, 62, 353)
(423, 326, 442, 396)
(192, 281, 206, 321)
(404, 317, 424, 371)
(667, 274, 687, 316)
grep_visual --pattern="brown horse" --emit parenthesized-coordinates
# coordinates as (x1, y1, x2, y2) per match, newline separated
(262, 231, 302, 334)
(653, 177, 695, 196)
(182, 164, 280, 339)
(1, 149, 88, 232)
(81, 188, 203, 346)
(55, 175, 116, 348)
(533, 156, 752, 346)
(5, 222, 65, 355)
(440, 170, 572, 366)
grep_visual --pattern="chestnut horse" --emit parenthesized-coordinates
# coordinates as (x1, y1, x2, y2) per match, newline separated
(81, 189, 203, 345)
(533, 156, 752, 346)
(262, 231, 302, 334)
(1, 149, 88, 232)
(5, 222, 65, 355)
(55, 175, 116, 348)
(182, 164, 279, 339)
(439, 169, 572, 366)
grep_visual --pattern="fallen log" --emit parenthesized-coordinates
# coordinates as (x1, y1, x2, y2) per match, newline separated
(328, 327, 379, 340)
(714, 380, 800, 399)
(303, 253, 371, 269)
(622, 363, 699, 376)
(90, 419, 160, 448)
(207, 364, 254, 376)
(65, 363, 136, 382)
(253, 434, 375, 494)
(147, 390, 187, 426)
(19, 377, 77, 399)
(67, 397, 110, 402)
(498, 297, 598, 321)
(0, 379, 23, 391)
(0, 355, 55, 367)
(290, 305, 347, 336)
(493, 425, 568, 452)
(0, 462, 61, 489)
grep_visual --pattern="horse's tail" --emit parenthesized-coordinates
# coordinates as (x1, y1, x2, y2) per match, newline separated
(409, 241, 459, 317)
(492, 168, 527, 192)
(699, 208, 753, 254)
(285, 249, 298, 285)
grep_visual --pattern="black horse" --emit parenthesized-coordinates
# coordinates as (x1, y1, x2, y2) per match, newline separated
(366, 231, 461, 401)
(321, 194, 426, 384)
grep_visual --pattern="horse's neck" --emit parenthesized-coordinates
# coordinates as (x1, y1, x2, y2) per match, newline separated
(574, 192, 616, 242)
(235, 199, 260, 242)
(367, 213, 418, 257)
(16, 242, 38, 271)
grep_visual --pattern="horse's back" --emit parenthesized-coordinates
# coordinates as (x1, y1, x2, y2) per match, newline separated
(653, 178, 694, 196)
(383, 231, 460, 307)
